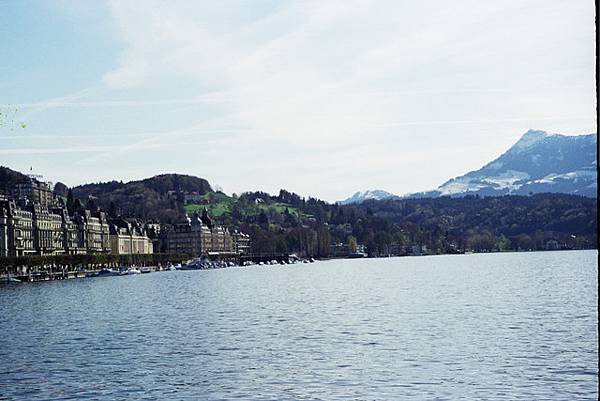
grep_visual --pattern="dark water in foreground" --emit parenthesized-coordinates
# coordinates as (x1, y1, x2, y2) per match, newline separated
(0, 251, 597, 400)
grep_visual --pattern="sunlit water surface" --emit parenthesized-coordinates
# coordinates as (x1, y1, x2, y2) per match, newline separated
(0, 251, 597, 400)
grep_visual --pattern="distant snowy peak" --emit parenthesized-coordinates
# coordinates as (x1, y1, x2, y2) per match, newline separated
(339, 189, 399, 204)
(433, 130, 597, 198)
(511, 129, 554, 152)
(345, 130, 596, 202)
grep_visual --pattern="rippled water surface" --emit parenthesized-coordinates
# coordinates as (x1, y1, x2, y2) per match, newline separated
(1, 251, 597, 400)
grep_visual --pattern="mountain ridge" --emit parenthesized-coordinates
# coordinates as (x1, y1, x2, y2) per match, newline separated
(430, 130, 596, 198)
(342, 130, 597, 203)
(338, 189, 400, 205)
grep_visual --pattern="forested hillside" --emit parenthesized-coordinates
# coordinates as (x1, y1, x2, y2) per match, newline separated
(227, 191, 597, 256)
(0, 166, 28, 195)
(54, 176, 600, 256)
(71, 174, 212, 223)
(2, 167, 597, 257)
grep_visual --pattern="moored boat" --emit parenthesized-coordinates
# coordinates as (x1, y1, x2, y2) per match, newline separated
(94, 267, 120, 277)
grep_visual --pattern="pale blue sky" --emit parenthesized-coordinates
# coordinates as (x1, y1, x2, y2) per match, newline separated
(0, 0, 596, 201)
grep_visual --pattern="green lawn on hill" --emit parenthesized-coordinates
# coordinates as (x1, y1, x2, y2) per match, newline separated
(183, 193, 305, 218)
(184, 192, 235, 217)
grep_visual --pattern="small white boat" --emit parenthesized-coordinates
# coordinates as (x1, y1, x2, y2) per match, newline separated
(127, 267, 141, 275)
(140, 266, 152, 274)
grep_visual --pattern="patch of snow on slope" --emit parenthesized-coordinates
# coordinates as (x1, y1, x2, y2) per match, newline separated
(481, 170, 530, 191)
(438, 178, 485, 196)
(533, 170, 597, 184)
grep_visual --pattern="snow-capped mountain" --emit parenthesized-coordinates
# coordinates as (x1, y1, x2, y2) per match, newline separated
(339, 189, 400, 205)
(340, 130, 596, 203)
(410, 130, 597, 198)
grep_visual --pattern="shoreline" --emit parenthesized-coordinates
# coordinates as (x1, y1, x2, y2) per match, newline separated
(3, 248, 596, 284)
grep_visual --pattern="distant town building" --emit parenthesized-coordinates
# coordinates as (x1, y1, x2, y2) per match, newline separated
(165, 209, 248, 257)
(12, 175, 57, 207)
(109, 219, 153, 255)
(166, 213, 211, 256)
(210, 225, 233, 253)
(144, 222, 161, 253)
(54, 207, 85, 254)
(30, 204, 64, 255)
(232, 230, 250, 255)
(329, 242, 366, 258)
(144, 222, 161, 236)
(1, 179, 245, 259)
(0, 198, 113, 257)
(0, 199, 35, 257)
(74, 211, 111, 253)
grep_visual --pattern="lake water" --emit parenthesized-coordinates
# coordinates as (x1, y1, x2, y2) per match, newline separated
(0, 251, 597, 400)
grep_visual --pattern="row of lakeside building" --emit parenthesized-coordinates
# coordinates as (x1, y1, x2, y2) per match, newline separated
(0, 175, 250, 259)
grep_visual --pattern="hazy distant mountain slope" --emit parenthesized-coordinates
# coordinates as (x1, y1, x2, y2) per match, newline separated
(408, 130, 597, 198)
(339, 189, 400, 205)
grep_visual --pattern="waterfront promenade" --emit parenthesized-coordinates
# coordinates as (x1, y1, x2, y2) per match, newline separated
(1, 252, 301, 282)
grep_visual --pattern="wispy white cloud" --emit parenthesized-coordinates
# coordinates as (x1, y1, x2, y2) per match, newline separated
(368, 116, 592, 128)
(0, 145, 119, 155)
(19, 89, 92, 119)
(0, 124, 240, 156)
(4, 0, 592, 200)
(2, 93, 233, 109)
(97, 1, 596, 199)
(0, 127, 244, 140)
